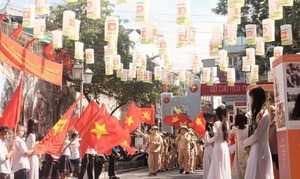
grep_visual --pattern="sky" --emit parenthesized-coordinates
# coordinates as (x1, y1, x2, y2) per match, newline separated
(0, 0, 226, 90)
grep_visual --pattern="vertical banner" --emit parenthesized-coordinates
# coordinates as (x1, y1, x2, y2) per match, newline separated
(136, 0, 149, 22)
(33, 19, 46, 39)
(245, 24, 257, 45)
(256, 37, 265, 56)
(69, 19, 80, 41)
(154, 66, 163, 81)
(262, 18, 275, 42)
(36, 0, 49, 15)
(176, 0, 190, 25)
(85, 49, 94, 64)
(269, 0, 283, 20)
(158, 36, 167, 55)
(62, 10, 76, 37)
(227, 68, 236, 86)
(212, 27, 222, 48)
(227, 7, 241, 25)
(242, 56, 250, 72)
(86, 0, 101, 19)
(105, 57, 113, 75)
(228, 0, 244, 8)
(246, 48, 256, 65)
(23, 4, 35, 28)
(281, 24, 293, 46)
(274, 46, 283, 59)
(176, 26, 186, 48)
(105, 16, 119, 44)
(224, 24, 237, 45)
(52, 30, 63, 49)
(112, 55, 121, 70)
(219, 49, 228, 72)
(74, 42, 84, 60)
(186, 24, 197, 46)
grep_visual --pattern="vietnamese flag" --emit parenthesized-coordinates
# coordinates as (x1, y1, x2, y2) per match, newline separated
(163, 114, 190, 128)
(63, 54, 73, 73)
(122, 102, 142, 133)
(34, 95, 82, 156)
(11, 25, 23, 40)
(137, 104, 155, 125)
(120, 137, 137, 155)
(55, 49, 64, 63)
(44, 42, 54, 60)
(0, 75, 23, 129)
(191, 111, 207, 137)
(67, 114, 79, 131)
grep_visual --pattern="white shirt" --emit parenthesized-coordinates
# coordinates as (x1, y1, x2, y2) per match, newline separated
(12, 136, 30, 172)
(69, 142, 80, 160)
(0, 139, 11, 174)
(61, 140, 71, 156)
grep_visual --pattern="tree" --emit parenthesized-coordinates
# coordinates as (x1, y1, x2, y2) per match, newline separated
(47, 0, 164, 113)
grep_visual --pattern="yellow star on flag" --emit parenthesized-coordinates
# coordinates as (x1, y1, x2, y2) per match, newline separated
(142, 112, 151, 121)
(53, 119, 67, 136)
(125, 116, 134, 126)
(122, 140, 129, 147)
(90, 122, 109, 139)
(172, 116, 180, 123)
(195, 118, 202, 126)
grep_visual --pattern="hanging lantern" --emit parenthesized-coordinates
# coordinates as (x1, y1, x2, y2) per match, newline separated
(105, 16, 119, 44)
(246, 48, 256, 65)
(62, 10, 76, 37)
(112, 55, 121, 70)
(69, 19, 80, 41)
(209, 40, 219, 56)
(33, 19, 45, 39)
(52, 30, 62, 49)
(23, 5, 35, 28)
(279, 0, 293, 6)
(202, 68, 211, 84)
(228, 0, 244, 8)
(177, 26, 186, 48)
(212, 27, 222, 48)
(116, 63, 123, 78)
(158, 37, 167, 55)
(36, 0, 49, 15)
(281, 24, 293, 46)
(242, 56, 251, 72)
(219, 49, 228, 72)
(154, 66, 163, 81)
(269, 57, 275, 70)
(245, 24, 257, 45)
(176, 0, 190, 25)
(262, 19, 275, 42)
(227, 68, 236, 86)
(74, 42, 84, 60)
(85, 49, 94, 64)
(227, 7, 241, 25)
(255, 37, 265, 56)
(224, 24, 237, 45)
(87, 0, 101, 19)
(274, 46, 283, 59)
(141, 22, 157, 44)
(105, 58, 113, 75)
(269, 0, 283, 20)
(136, 68, 144, 81)
(250, 64, 259, 83)
(136, 0, 149, 22)
(186, 24, 197, 46)
(121, 69, 128, 82)
(116, 0, 132, 5)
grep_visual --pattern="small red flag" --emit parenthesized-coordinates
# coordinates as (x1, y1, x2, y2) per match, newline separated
(191, 111, 207, 137)
(63, 54, 73, 73)
(163, 114, 190, 128)
(137, 104, 155, 125)
(0, 74, 23, 128)
(11, 25, 23, 40)
(122, 102, 143, 133)
(44, 42, 54, 60)
(55, 49, 64, 63)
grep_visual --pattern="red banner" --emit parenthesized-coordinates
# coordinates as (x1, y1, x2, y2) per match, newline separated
(201, 83, 248, 96)
(0, 32, 63, 86)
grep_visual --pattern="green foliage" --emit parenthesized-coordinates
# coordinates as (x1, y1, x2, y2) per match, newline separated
(47, 0, 163, 109)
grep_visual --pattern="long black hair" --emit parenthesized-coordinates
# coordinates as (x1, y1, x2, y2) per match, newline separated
(249, 86, 266, 123)
(234, 114, 247, 130)
(216, 105, 229, 141)
(205, 122, 214, 138)
(26, 119, 38, 139)
(292, 94, 300, 120)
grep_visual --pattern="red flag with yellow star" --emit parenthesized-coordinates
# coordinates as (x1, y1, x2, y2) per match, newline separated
(137, 104, 155, 125)
(120, 137, 137, 155)
(163, 114, 190, 128)
(34, 95, 83, 156)
(122, 102, 142, 133)
(191, 111, 206, 137)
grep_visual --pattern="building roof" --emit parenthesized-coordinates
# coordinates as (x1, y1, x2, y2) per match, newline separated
(0, 1, 23, 17)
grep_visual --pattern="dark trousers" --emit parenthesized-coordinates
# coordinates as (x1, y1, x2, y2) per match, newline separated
(14, 169, 28, 179)
(94, 156, 103, 179)
(0, 173, 10, 179)
(108, 155, 115, 177)
(70, 158, 80, 177)
(79, 154, 94, 179)
(272, 154, 279, 169)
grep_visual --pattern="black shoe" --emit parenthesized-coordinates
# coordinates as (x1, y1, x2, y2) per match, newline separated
(179, 169, 184, 174)
(153, 173, 157, 176)
(185, 172, 190, 174)
(110, 176, 120, 179)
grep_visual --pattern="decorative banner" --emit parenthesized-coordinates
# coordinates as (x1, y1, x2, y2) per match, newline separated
(0, 32, 63, 86)
(105, 58, 113, 75)
(224, 24, 237, 45)
(176, 0, 190, 25)
(177, 26, 186, 48)
(158, 36, 167, 55)
(281, 24, 293, 46)
(87, 0, 101, 19)
(227, 7, 241, 25)
(202, 68, 211, 84)
(212, 27, 222, 48)
(112, 55, 121, 70)
(269, 0, 283, 20)
(209, 40, 219, 56)
(245, 24, 257, 45)
(23, 5, 35, 28)
(179, 68, 186, 82)
(141, 22, 157, 44)
(62, 10, 75, 37)
(154, 66, 163, 81)
(136, 68, 144, 81)
(219, 49, 228, 72)
(121, 69, 128, 81)
(85, 48, 94, 64)
(191, 53, 200, 74)
(74, 41, 84, 60)
(139, 55, 147, 70)
(116, 63, 123, 78)
(228, 0, 244, 8)
(242, 56, 251, 72)
(279, 0, 293, 6)
(136, 0, 149, 22)
(269, 57, 275, 70)
(69, 19, 80, 41)
(274, 46, 283, 59)
(105, 16, 119, 44)
(255, 37, 265, 56)
(36, 0, 49, 15)
(227, 68, 236, 86)
(245, 72, 251, 84)
(246, 48, 256, 65)
(104, 42, 118, 58)
(116, 0, 132, 5)
(186, 24, 197, 46)
(33, 19, 45, 39)
(52, 30, 62, 49)
(262, 18, 275, 42)
(143, 70, 150, 83)
(207, 67, 215, 86)
(132, 50, 142, 67)
(250, 64, 259, 83)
